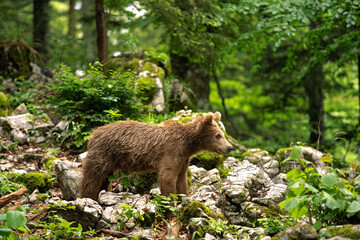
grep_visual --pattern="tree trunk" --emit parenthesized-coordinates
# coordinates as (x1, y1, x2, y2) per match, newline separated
(68, 0, 76, 37)
(81, 0, 97, 61)
(33, 0, 50, 64)
(170, 37, 210, 110)
(303, 63, 326, 147)
(95, 0, 108, 69)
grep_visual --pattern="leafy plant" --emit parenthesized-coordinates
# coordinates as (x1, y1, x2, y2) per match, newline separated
(35, 215, 95, 240)
(258, 215, 297, 236)
(0, 210, 29, 239)
(47, 64, 146, 149)
(0, 175, 24, 197)
(279, 147, 360, 229)
(117, 204, 145, 231)
(151, 194, 183, 219)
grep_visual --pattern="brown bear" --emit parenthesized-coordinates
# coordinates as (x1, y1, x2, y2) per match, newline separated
(79, 112, 233, 200)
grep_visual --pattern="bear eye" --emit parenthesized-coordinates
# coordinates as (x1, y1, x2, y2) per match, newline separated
(216, 134, 221, 139)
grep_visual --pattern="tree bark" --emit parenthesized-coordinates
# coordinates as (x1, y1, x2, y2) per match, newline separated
(68, 0, 76, 37)
(81, 0, 97, 61)
(33, 0, 50, 64)
(303, 63, 326, 147)
(0, 187, 27, 208)
(95, 0, 108, 69)
(170, 37, 210, 110)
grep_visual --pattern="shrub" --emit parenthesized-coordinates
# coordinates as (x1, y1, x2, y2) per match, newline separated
(279, 147, 360, 229)
(47, 64, 145, 148)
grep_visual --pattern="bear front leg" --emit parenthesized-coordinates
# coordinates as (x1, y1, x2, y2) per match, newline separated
(159, 168, 178, 196)
(176, 160, 189, 195)
(79, 155, 110, 200)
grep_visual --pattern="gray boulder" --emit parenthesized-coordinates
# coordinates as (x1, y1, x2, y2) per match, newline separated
(53, 160, 82, 200)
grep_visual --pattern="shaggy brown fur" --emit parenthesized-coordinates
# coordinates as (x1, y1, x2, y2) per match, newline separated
(79, 112, 233, 200)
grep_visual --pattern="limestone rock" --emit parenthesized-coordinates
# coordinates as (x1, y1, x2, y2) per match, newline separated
(11, 103, 28, 116)
(49, 197, 102, 230)
(53, 160, 82, 200)
(273, 223, 318, 240)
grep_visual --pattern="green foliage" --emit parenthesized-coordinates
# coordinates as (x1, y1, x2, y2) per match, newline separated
(116, 204, 145, 231)
(279, 147, 360, 229)
(0, 174, 24, 197)
(151, 194, 184, 219)
(135, 172, 158, 194)
(258, 215, 298, 236)
(107, 171, 133, 190)
(47, 64, 145, 148)
(21, 172, 52, 193)
(0, 210, 29, 239)
(35, 215, 95, 240)
(0, 92, 9, 116)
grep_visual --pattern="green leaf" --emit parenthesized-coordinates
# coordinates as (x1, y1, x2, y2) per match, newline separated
(321, 172, 338, 188)
(6, 211, 27, 230)
(347, 201, 360, 214)
(0, 228, 12, 238)
(286, 169, 305, 181)
(320, 156, 333, 163)
(289, 146, 302, 159)
(322, 191, 340, 210)
(304, 183, 319, 193)
(313, 220, 322, 230)
(283, 197, 300, 210)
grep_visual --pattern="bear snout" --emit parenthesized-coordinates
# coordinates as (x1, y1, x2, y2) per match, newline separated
(227, 145, 233, 153)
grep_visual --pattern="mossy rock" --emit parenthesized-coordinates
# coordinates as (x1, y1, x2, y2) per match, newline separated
(106, 57, 141, 74)
(36, 193, 49, 202)
(177, 201, 222, 225)
(0, 92, 10, 117)
(141, 62, 165, 79)
(135, 172, 158, 194)
(325, 224, 360, 239)
(136, 76, 157, 102)
(244, 202, 281, 226)
(190, 152, 225, 171)
(43, 155, 58, 171)
(274, 147, 294, 161)
(21, 172, 52, 193)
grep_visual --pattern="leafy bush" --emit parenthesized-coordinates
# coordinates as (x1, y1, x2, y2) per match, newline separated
(47, 64, 145, 148)
(279, 147, 360, 229)
(0, 210, 29, 239)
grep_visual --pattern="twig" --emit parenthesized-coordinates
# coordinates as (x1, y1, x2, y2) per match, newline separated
(0, 186, 28, 208)
(97, 229, 128, 238)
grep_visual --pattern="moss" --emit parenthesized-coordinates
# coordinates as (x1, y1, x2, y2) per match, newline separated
(136, 76, 157, 102)
(176, 116, 194, 124)
(241, 150, 264, 159)
(43, 156, 58, 171)
(21, 172, 52, 193)
(274, 147, 294, 161)
(245, 203, 281, 226)
(135, 172, 158, 194)
(106, 57, 140, 74)
(177, 201, 220, 225)
(142, 62, 165, 79)
(190, 152, 224, 171)
(187, 168, 192, 188)
(0, 92, 9, 117)
(327, 224, 360, 239)
(36, 193, 48, 201)
(217, 167, 233, 178)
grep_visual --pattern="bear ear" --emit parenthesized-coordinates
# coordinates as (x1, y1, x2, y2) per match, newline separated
(203, 113, 214, 126)
(213, 111, 221, 123)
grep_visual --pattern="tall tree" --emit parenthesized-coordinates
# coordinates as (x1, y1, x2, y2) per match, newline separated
(81, 0, 97, 61)
(33, 0, 50, 64)
(95, 0, 108, 68)
(147, 0, 237, 110)
(68, 0, 76, 37)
